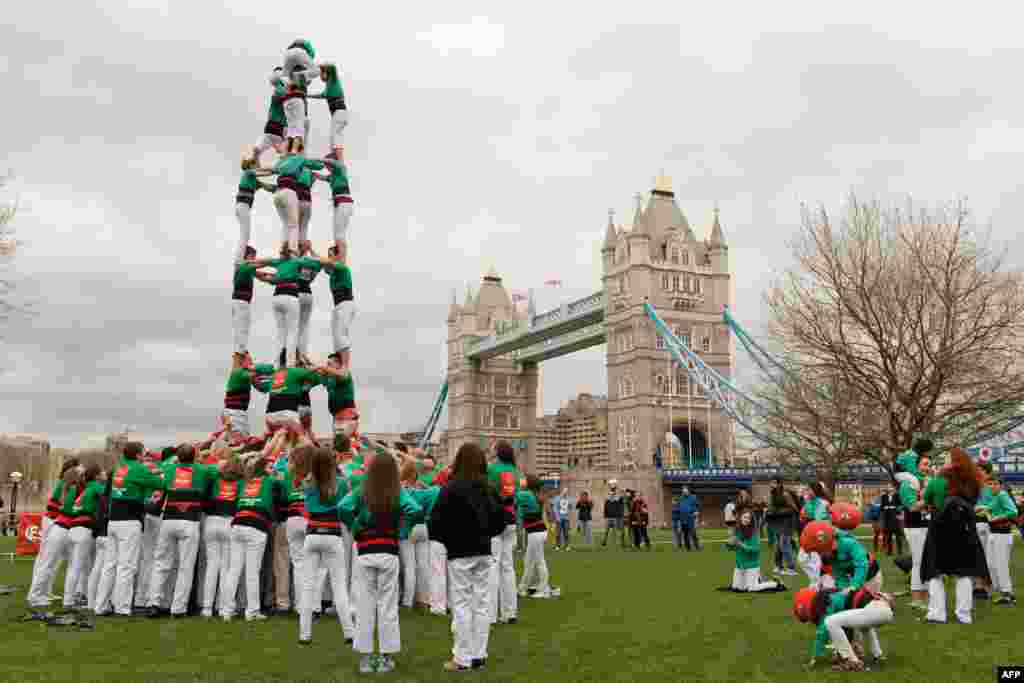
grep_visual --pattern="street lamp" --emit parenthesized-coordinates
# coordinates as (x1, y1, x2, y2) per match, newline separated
(5, 472, 21, 536)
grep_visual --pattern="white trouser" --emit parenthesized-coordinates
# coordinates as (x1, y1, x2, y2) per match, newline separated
(489, 524, 518, 622)
(399, 539, 416, 608)
(449, 555, 493, 666)
(298, 200, 311, 243)
(330, 109, 349, 149)
(148, 518, 200, 614)
(27, 524, 70, 608)
(106, 520, 142, 615)
(224, 525, 269, 619)
(519, 532, 550, 596)
(31, 516, 55, 588)
(235, 202, 252, 262)
(988, 533, 1015, 594)
(221, 408, 250, 437)
(272, 294, 300, 367)
(927, 575, 974, 623)
(274, 188, 300, 251)
(283, 96, 307, 141)
(976, 523, 992, 575)
(300, 534, 354, 641)
(135, 514, 162, 607)
(332, 200, 353, 243)
(411, 524, 431, 605)
(798, 549, 821, 585)
(89, 536, 115, 612)
(232, 300, 252, 355)
(430, 540, 448, 613)
(731, 567, 779, 592)
(297, 292, 313, 356)
(825, 600, 892, 662)
(331, 300, 356, 354)
(65, 526, 95, 607)
(286, 516, 308, 609)
(353, 553, 400, 655)
(905, 527, 928, 591)
(202, 516, 232, 614)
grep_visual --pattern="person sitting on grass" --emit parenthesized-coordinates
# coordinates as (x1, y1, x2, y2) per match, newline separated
(722, 510, 784, 593)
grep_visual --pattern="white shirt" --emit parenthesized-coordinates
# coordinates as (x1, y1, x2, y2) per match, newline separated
(724, 502, 736, 523)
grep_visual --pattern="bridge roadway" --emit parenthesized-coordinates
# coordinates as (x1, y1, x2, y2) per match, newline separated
(466, 290, 606, 363)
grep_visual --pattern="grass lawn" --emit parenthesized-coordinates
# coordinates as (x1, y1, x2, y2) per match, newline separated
(0, 530, 1020, 683)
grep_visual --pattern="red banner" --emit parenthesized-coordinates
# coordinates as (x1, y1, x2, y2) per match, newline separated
(17, 512, 43, 556)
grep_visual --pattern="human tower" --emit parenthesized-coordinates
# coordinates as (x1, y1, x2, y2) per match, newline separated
(227, 38, 357, 445)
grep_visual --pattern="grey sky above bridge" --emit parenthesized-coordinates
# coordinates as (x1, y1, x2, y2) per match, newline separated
(2, 4, 1023, 447)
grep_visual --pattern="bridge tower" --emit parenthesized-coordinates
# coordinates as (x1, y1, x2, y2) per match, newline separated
(445, 268, 539, 469)
(602, 174, 734, 471)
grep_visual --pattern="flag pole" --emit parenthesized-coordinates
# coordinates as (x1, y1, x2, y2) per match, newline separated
(687, 363, 693, 470)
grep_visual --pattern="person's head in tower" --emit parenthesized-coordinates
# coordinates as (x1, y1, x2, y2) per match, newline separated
(495, 441, 515, 466)
(123, 442, 144, 461)
(243, 245, 257, 262)
(176, 444, 196, 464)
(913, 438, 934, 460)
(298, 240, 312, 256)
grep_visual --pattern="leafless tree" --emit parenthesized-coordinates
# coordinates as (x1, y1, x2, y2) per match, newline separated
(0, 172, 33, 331)
(749, 196, 1024, 492)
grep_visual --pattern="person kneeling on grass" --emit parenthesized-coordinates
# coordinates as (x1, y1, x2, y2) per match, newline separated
(724, 510, 785, 592)
(793, 585, 894, 672)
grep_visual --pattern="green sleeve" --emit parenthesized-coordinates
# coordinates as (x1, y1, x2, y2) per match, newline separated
(991, 492, 1019, 520)
(400, 489, 424, 526)
(338, 492, 359, 527)
(738, 533, 759, 554)
(813, 621, 829, 658)
(898, 482, 918, 509)
(131, 462, 165, 490)
(304, 159, 325, 171)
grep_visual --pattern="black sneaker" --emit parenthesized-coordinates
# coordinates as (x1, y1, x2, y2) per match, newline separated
(471, 658, 486, 669)
(344, 638, 353, 645)
(506, 617, 517, 625)
(145, 607, 162, 619)
(298, 639, 312, 646)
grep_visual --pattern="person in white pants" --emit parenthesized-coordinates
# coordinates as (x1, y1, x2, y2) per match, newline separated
(99, 442, 165, 615)
(233, 173, 275, 263)
(411, 522, 431, 607)
(201, 472, 239, 617)
(518, 480, 554, 599)
(223, 468, 285, 622)
(323, 249, 356, 375)
(88, 534, 115, 613)
(135, 497, 165, 610)
(299, 448, 355, 644)
(315, 157, 353, 258)
(428, 442, 506, 671)
(270, 274, 301, 369)
(825, 593, 894, 668)
(63, 465, 103, 608)
(341, 454, 423, 674)
(31, 461, 81, 596)
(987, 477, 1018, 604)
(294, 243, 322, 365)
(146, 448, 210, 617)
(896, 469, 929, 607)
(231, 249, 275, 356)
(26, 469, 80, 610)
(430, 539, 449, 615)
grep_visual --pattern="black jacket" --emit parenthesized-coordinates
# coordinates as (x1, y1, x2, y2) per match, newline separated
(921, 495, 989, 581)
(428, 480, 505, 561)
(604, 494, 624, 519)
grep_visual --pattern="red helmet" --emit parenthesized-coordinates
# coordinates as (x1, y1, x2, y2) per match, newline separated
(793, 587, 818, 622)
(831, 502, 861, 530)
(800, 520, 835, 553)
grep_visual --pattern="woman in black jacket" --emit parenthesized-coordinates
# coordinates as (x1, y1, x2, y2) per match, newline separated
(428, 443, 504, 672)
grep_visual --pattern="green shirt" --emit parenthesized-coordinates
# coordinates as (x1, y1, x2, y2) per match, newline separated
(923, 476, 948, 511)
(160, 463, 217, 521)
(273, 155, 325, 181)
(225, 367, 253, 394)
(339, 489, 423, 541)
(990, 490, 1019, 522)
(324, 160, 351, 196)
(322, 64, 344, 100)
(731, 528, 761, 570)
(238, 170, 261, 192)
(233, 261, 258, 291)
(110, 458, 165, 505)
(235, 475, 286, 530)
(69, 480, 104, 523)
(896, 449, 921, 480)
(251, 363, 275, 393)
(268, 79, 287, 124)
(325, 262, 353, 291)
(324, 374, 355, 414)
(802, 497, 830, 522)
(270, 257, 304, 284)
(344, 461, 368, 496)
(269, 367, 321, 397)
(832, 531, 869, 590)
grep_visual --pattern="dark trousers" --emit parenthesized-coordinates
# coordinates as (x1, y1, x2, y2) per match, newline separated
(883, 523, 904, 555)
(602, 519, 627, 547)
(681, 523, 700, 550)
(632, 525, 651, 549)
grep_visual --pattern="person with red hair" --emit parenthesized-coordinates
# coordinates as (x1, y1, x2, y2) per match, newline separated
(920, 448, 989, 624)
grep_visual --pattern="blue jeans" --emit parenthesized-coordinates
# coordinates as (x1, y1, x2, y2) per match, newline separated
(672, 521, 684, 547)
(557, 519, 570, 547)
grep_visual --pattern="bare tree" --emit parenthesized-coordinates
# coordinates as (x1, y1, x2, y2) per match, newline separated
(749, 196, 1024, 491)
(0, 172, 33, 330)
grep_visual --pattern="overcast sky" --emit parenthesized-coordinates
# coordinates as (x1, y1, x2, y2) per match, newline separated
(2, 3, 1023, 448)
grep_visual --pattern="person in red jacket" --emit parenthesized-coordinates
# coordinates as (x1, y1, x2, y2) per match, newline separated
(630, 495, 651, 550)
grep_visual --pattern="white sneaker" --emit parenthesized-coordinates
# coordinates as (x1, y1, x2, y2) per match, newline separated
(378, 656, 395, 673)
(359, 655, 375, 673)
(222, 614, 233, 623)
(246, 613, 268, 622)
(550, 587, 562, 597)
(200, 610, 213, 619)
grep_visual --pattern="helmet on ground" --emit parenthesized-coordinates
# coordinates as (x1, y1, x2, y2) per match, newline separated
(831, 502, 861, 530)
(793, 587, 817, 622)
(800, 520, 834, 554)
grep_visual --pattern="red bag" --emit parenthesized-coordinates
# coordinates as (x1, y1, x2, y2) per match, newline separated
(16, 512, 43, 556)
